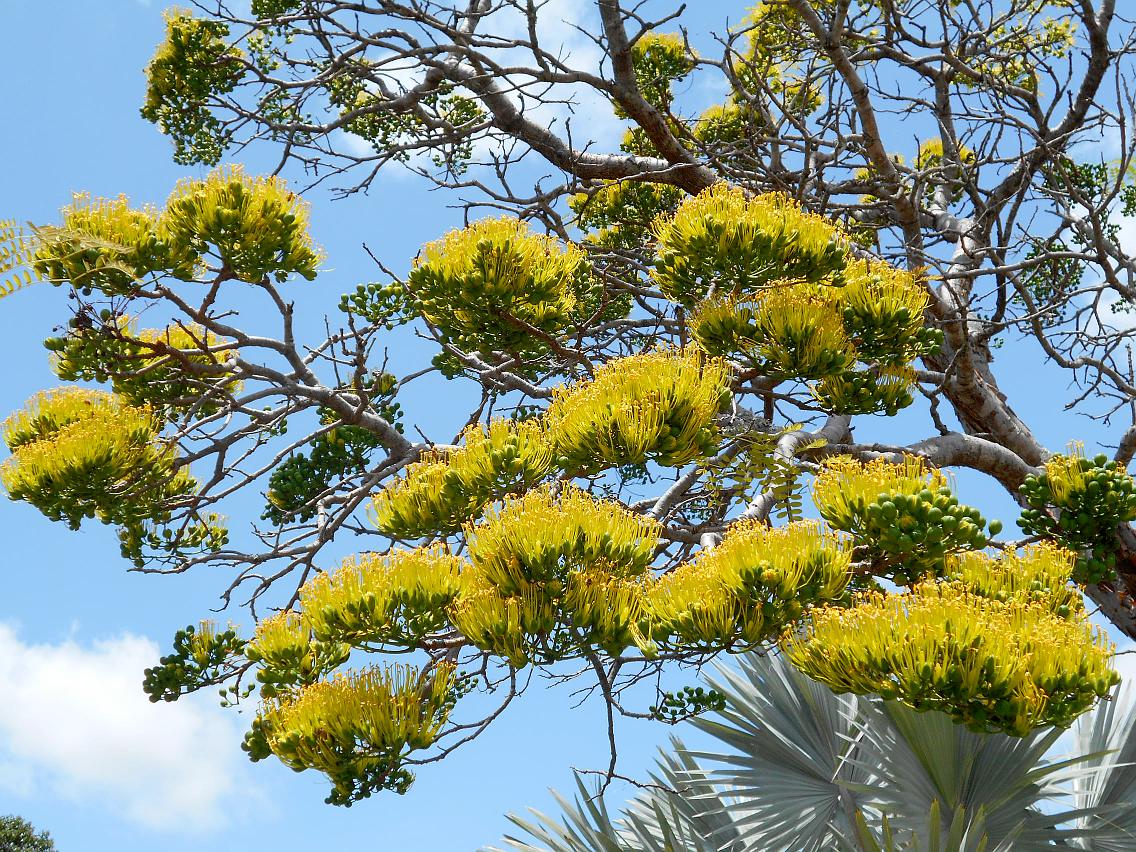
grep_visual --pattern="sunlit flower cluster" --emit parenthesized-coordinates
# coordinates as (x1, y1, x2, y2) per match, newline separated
(0, 386, 194, 530)
(256, 662, 456, 804)
(547, 348, 730, 474)
(785, 579, 1117, 736)
(370, 418, 553, 539)
(409, 216, 600, 359)
(652, 184, 849, 305)
(299, 546, 463, 646)
(812, 455, 997, 582)
(161, 164, 322, 282)
(649, 520, 850, 649)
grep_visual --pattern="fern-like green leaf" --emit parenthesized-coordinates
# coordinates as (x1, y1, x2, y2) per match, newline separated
(0, 219, 43, 298)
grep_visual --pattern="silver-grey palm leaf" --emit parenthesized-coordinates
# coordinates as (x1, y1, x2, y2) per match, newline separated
(492, 653, 1136, 852)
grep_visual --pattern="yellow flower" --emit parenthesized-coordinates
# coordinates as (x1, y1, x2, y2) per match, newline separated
(649, 520, 850, 648)
(409, 216, 598, 357)
(652, 184, 849, 305)
(785, 579, 1118, 735)
(546, 348, 730, 474)
(299, 546, 463, 644)
(160, 164, 322, 282)
(370, 417, 553, 539)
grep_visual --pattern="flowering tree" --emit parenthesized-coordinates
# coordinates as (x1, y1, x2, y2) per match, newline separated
(2, 0, 1136, 815)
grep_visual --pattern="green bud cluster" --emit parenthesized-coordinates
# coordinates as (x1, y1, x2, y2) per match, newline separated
(813, 369, 914, 416)
(841, 304, 944, 366)
(46, 317, 236, 418)
(263, 425, 384, 524)
(251, 0, 301, 18)
(858, 487, 999, 583)
(649, 686, 727, 723)
(141, 10, 245, 166)
(264, 383, 401, 525)
(1017, 452, 1136, 583)
(119, 513, 230, 569)
(339, 281, 418, 329)
(143, 622, 246, 703)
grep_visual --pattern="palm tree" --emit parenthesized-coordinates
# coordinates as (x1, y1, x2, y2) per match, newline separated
(492, 654, 1136, 851)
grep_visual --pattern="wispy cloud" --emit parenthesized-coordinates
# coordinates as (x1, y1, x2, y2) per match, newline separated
(0, 623, 258, 831)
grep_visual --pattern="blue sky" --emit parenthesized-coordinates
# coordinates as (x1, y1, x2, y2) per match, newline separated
(1, 2, 1134, 850)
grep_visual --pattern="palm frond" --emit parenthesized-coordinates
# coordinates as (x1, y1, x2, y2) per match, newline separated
(1071, 681, 1136, 850)
(686, 651, 865, 851)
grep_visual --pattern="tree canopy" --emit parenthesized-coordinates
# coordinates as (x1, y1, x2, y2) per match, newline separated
(3, 0, 1136, 816)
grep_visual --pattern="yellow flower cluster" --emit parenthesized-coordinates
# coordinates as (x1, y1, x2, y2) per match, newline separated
(947, 544, 1082, 618)
(812, 455, 946, 531)
(652, 184, 849, 305)
(257, 662, 455, 803)
(449, 574, 563, 667)
(370, 418, 553, 539)
(246, 610, 312, 672)
(687, 255, 936, 411)
(915, 138, 977, 172)
(618, 31, 694, 117)
(837, 259, 934, 364)
(372, 350, 730, 540)
(451, 486, 661, 664)
(161, 164, 322, 282)
(2, 386, 119, 450)
(33, 193, 195, 294)
(751, 285, 854, 379)
(693, 102, 754, 146)
(466, 485, 660, 593)
(649, 520, 850, 649)
(546, 348, 730, 474)
(785, 580, 1118, 736)
(812, 455, 995, 582)
(408, 216, 599, 358)
(299, 546, 463, 645)
(31, 166, 322, 294)
(563, 569, 655, 658)
(0, 386, 193, 529)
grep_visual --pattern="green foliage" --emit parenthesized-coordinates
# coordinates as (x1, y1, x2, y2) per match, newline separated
(142, 621, 247, 703)
(141, 9, 245, 165)
(1018, 450, 1136, 583)
(0, 816, 55, 852)
(497, 653, 1124, 852)
(0, 220, 43, 299)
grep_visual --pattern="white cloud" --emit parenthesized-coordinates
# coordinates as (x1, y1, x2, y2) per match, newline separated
(0, 623, 258, 831)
